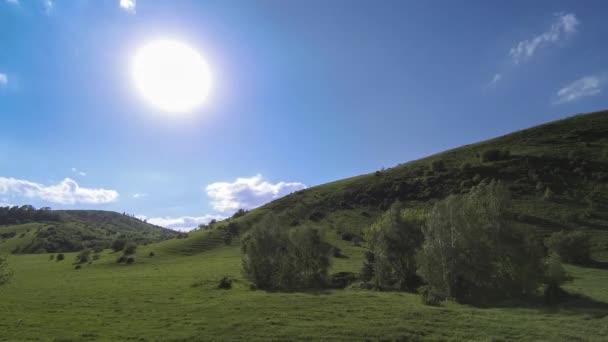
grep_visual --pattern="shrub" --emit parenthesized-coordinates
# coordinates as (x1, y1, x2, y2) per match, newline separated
(116, 256, 127, 263)
(480, 149, 510, 162)
(149, 251, 155, 257)
(366, 203, 425, 291)
(126, 257, 135, 264)
(231, 209, 248, 219)
(74, 265, 81, 270)
(218, 276, 233, 289)
(543, 253, 570, 304)
(123, 243, 137, 256)
(76, 249, 92, 264)
(49, 254, 55, 261)
(431, 160, 445, 172)
(241, 215, 331, 290)
(545, 231, 591, 264)
(328, 272, 357, 289)
(56, 253, 65, 261)
(308, 211, 325, 222)
(92, 254, 101, 261)
(416, 181, 545, 304)
(460, 162, 472, 172)
(0, 255, 13, 286)
(111, 239, 127, 253)
(419, 285, 442, 306)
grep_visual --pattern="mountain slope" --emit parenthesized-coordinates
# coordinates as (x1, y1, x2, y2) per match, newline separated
(0, 209, 178, 254)
(203, 109, 608, 260)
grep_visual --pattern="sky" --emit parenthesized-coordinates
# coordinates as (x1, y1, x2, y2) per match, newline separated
(1, 0, 607, 230)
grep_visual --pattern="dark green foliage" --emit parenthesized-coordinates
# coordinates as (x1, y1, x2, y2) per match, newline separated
(74, 265, 81, 270)
(480, 149, 511, 162)
(0, 205, 60, 225)
(431, 160, 445, 172)
(231, 209, 248, 219)
(308, 211, 325, 222)
(116, 256, 127, 263)
(416, 181, 545, 304)
(0, 255, 12, 286)
(226, 222, 240, 236)
(92, 254, 100, 261)
(545, 231, 591, 264)
(241, 215, 331, 290)
(218, 276, 233, 289)
(419, 285, 442, 306)
(49, 254, 55, 261)
(111, 239, 127, 252)
(123, 243, 137, 256)
(327, 272, 357, 288)
(76, 249, 92, 264)
(126, 257, 135, 264)
(365, 203, 425, 291)
(56, 253, 64, 261)
(149, 251, 155, 257)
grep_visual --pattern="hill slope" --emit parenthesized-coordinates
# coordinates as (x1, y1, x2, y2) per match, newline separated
(199, 110, 608, 260)
(0, 209, 179, 254)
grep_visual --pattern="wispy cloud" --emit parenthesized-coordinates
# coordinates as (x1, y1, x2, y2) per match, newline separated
(0, 177, 119, 204)
(137, 214, 225, 232)
(510, 13, 579, 64)
(554, 75, 603, 104)
(206, 174, 307, 214)
(5, 0, 19, 5)
(71, 168, 86, 177)
(43, 0, 53, 14)
(0, 73, 7, 87)
(487, 73, 502, 88)
(119, 0, 135, 13)
(132, 193, 147, 199)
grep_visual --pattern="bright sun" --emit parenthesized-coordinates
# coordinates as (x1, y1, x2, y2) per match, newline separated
(132, 39, 212, 113)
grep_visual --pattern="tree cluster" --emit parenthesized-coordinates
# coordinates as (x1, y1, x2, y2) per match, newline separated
(0, 205, 60, 226)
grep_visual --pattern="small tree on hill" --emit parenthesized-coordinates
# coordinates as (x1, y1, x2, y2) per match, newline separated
(416, 181, 545, 304)
(0, 255, 13, 286)
(76, 249, 92, 264)
(123, 243, 137, 256)
(545, 231, 591, 265)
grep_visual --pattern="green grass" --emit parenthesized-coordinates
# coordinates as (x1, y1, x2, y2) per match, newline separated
(1, 244, 607, 341)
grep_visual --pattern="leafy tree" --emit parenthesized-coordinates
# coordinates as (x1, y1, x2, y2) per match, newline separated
(111, 239, 127, 253)
(545, 231, 591, 264)
(416, 181, 545, 304)
(365, 203, 425, 290)
(241, 215, 330, 290)
(0, 255, 13, 286)
(123, 243, 137, 256)
(76, 249, 92, 264)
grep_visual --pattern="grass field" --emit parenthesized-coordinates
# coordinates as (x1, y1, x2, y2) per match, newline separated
(1, 240, 607, 342)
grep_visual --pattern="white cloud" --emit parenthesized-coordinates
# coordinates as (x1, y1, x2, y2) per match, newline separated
(119, 0, 135, 13)
(206, 174, 307, 214)
(5, 0, 19, 5)
(43, 0, 53, 14)
(0, 177, 119, 204)
(132, 193, 147, 199)
(487, 73, 502, 87)
(71, 168, 86, 176)
(554, 75, 602, 104)
(137, 214, 225, 232)
(0, 73, 7, 86)
(510, 13, 579, 64)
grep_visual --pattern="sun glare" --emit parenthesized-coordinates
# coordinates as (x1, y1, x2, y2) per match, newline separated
(131, 39, 212, 113)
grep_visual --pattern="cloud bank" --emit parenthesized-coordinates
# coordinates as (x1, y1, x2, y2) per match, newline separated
(510, 13, 579, 64)
(554, 75, 603, 104)
(0, 177, 119, 204)
(206, 174, 307, 213)
(138, 214, 225, 232)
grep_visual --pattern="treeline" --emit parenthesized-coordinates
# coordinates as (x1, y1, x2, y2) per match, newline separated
(0, 205, 61, 225)
(240, 181, 586, 305)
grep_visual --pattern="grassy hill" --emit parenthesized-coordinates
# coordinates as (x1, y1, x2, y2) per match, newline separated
(1, 110, 608, 341)
(0, 209, 179, 254)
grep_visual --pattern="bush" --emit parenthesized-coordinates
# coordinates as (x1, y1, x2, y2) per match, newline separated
(116, 256, 127, 263)
(545, 231, 591, 264)
(92, 254, 101, 261)
(231, 209, 248, 219)
(74, 265, 81, 270)
(416, 181, 545, 304)
(218, 276, 233, 289)
(76, 249, 92, 264)
(241, 215, 331, 290)
(126, 257, 135, 264)
(0, 255, 13, 286)
(480, 149, 510, 162)
(431, 160, 445, 172)
(111, 239, 127, 253)
(419, 285, 442, 306)
(56, 253, 65, 261)
(365, 203, 425, 291)
(123, 243, 137, 256)
(49, 254, 55, 261)
(328, 272, 357, 289)
(149, 251, 155, 257)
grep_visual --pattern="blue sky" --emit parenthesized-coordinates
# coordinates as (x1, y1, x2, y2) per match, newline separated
(1, 0, 607, 230)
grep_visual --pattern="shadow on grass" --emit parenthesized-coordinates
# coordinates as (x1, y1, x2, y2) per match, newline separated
(494, 291, 608, 318)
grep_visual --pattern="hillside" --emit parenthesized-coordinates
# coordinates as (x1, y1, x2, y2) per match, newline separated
(200, 110, 608, 261)
(0, 208, 179, 254)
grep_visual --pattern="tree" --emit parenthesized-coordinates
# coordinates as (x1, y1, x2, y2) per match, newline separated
(111, 239, 127, 253)
(365, 203, 425, 290)
(123, 243, 137, 256)
(0, 255, 13, 286)
(416, 181, 545, 304)
(545, 231, 591, 264)
(76, 249, 92, 264)
(241, 215, 330, 290)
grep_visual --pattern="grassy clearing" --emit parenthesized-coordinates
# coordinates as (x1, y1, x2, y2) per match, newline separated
(1, 243, 607, 341)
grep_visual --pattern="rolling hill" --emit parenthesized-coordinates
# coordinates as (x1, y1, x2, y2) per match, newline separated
(0, 209, 179, 254)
